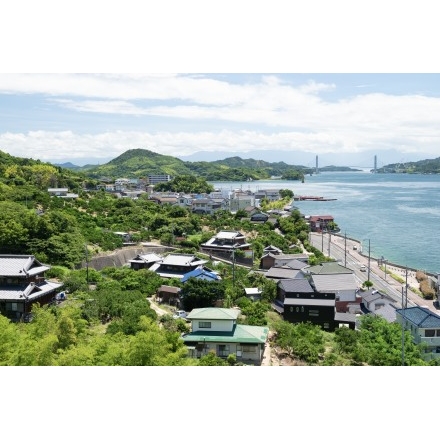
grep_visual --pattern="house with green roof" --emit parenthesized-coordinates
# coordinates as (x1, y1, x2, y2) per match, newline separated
(395, 306, 440, 361)
(181, 307, 269, 365)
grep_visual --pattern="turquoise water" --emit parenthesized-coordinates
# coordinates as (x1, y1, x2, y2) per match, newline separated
(210, 171, 440, 275)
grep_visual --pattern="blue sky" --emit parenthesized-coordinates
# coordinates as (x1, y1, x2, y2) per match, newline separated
(1, 3, 440, 168)
(1, 73, 440, 167)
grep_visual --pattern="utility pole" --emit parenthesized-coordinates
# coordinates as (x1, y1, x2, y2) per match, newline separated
(367, 239, 371, 283)
(401, 286, 405, 366)
(405, 266, 408, 308)
(84, 243, 89, 284)
(321, 230, 324, 253)
(327, 230, 331, 257)
(344, 232, 347, 267)
(232, 249, 236, 290)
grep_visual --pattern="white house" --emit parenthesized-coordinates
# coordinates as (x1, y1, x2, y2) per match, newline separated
(181, 307, 269, 364)
(395, 306, 440, 361)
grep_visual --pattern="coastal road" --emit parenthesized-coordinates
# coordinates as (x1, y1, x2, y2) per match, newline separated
(309, 232, 420, 308)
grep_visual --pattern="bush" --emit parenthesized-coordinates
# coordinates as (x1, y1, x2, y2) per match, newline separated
(420, 279, 435, 299)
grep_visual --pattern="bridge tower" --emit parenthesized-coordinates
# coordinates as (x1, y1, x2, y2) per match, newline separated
(315, 155, 319, 174)
(374, 155, 377, 173)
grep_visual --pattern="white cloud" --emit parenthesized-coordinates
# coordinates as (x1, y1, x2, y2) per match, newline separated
(1, 126, 439, 164)
(1, 74, 440, 163)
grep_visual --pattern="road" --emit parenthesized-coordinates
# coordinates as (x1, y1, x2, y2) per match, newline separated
(309, 232, 439, 314)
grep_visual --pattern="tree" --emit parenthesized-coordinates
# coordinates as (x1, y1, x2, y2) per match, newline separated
(198, 351, 228, 366)
(180, 278, 226, 310)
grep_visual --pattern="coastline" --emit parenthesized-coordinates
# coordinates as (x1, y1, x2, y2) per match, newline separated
(327, 232, 439, 314)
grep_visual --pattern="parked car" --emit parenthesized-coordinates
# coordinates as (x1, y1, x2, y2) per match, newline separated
(360, 264, 367, 272)
(173, 310, 188, 320)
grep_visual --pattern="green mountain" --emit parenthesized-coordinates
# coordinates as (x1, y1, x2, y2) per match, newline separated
(79, 149, 313, 181)
(377, 156, 440, 174)
(81, 149, 194, 179)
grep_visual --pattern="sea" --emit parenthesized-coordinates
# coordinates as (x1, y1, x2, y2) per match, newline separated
(209, 170, 440, 276)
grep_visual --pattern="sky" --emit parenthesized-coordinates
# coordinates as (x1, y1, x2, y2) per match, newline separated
(1, 73, 440, 168)
(1, 2, 440, 169)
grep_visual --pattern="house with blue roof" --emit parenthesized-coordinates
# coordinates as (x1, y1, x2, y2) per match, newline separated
(395, 306, 440, 361)
(181, 266, 221, 283)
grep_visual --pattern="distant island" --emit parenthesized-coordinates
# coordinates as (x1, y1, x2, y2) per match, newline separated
(376, 156, 440, 174)
(52, 148, 363, 182)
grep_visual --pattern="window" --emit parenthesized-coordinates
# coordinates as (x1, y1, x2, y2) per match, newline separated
(425, 329, 435, 337)
(198, 321, 211, 329)
(436, 329, 440, 337)
(218, 345, 229, 357)
(242, 345, 257, 353)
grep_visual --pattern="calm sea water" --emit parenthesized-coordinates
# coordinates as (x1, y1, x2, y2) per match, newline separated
(210, 171, 440, 275)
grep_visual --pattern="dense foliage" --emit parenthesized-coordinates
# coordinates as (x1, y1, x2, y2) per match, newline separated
(0, 148, 436, 367)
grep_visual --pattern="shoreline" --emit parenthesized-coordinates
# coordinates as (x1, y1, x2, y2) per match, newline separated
(326, 232, 440, 314)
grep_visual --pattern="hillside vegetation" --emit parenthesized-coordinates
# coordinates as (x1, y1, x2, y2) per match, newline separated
(74, 148, 311, 181)
(377, 156, 440, 174)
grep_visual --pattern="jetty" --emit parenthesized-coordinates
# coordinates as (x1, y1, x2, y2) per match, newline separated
(294, 195, 337, 201)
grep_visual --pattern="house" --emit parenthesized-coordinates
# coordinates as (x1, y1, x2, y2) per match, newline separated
(147, 174, 172, 185)
(113, 231, 133, 243)
(0, 255, 63, 322)
(244, 287, 262, 301)
(309, 273, 361, 313)
(128, 253, 163, 270)
(359, 289, 397, 322)
(200, 230, 251, 257)
(229, 194, 255, 212)
(264, 266, 305, 281)
(274, 278, 356, 331)
(181, 307, 269, 364)
(148, 253, 209, 280)
(395, 306, 440, 361)
(254, 189, 281, 202)
(249, 211, 270, 223)
(276, 278, 314, 303)
(180, 266, 222, 283)
(155, 285, 181, 305)
(260, 252, 309, 270)
(191, 198, 227, 215)
(307, 215, 334, 232)
(263, 245, 283, 255)
(47, 187, 79, 198)
(283, 290, 336, 331)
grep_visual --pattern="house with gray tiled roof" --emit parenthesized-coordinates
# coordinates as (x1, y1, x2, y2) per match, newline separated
(200, 230, 251, 257)
(260, 252, 309, 270)
(359, 289, 397, 322)
(264, 266, 305, 281)
(181, 307, 269, 365)
(309, 272, 361, 313)
(128, 253, 163, 270)
(0, 255, 63, 322)
(148, 253, 209, 280)
(275, 259, 308, 270)
(302, 261, 353, 275)
(395, 306, 440, 361)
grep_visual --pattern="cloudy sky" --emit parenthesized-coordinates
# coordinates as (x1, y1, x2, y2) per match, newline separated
(2, 3, 440, 169)
(1, 73, 440, 167)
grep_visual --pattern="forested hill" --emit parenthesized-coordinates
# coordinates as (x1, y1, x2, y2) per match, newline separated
(377, 156, 440, 174)
(75, 149, 312, 181)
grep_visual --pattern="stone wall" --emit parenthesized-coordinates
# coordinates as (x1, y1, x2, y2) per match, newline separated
(80, 245, 173, 271)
